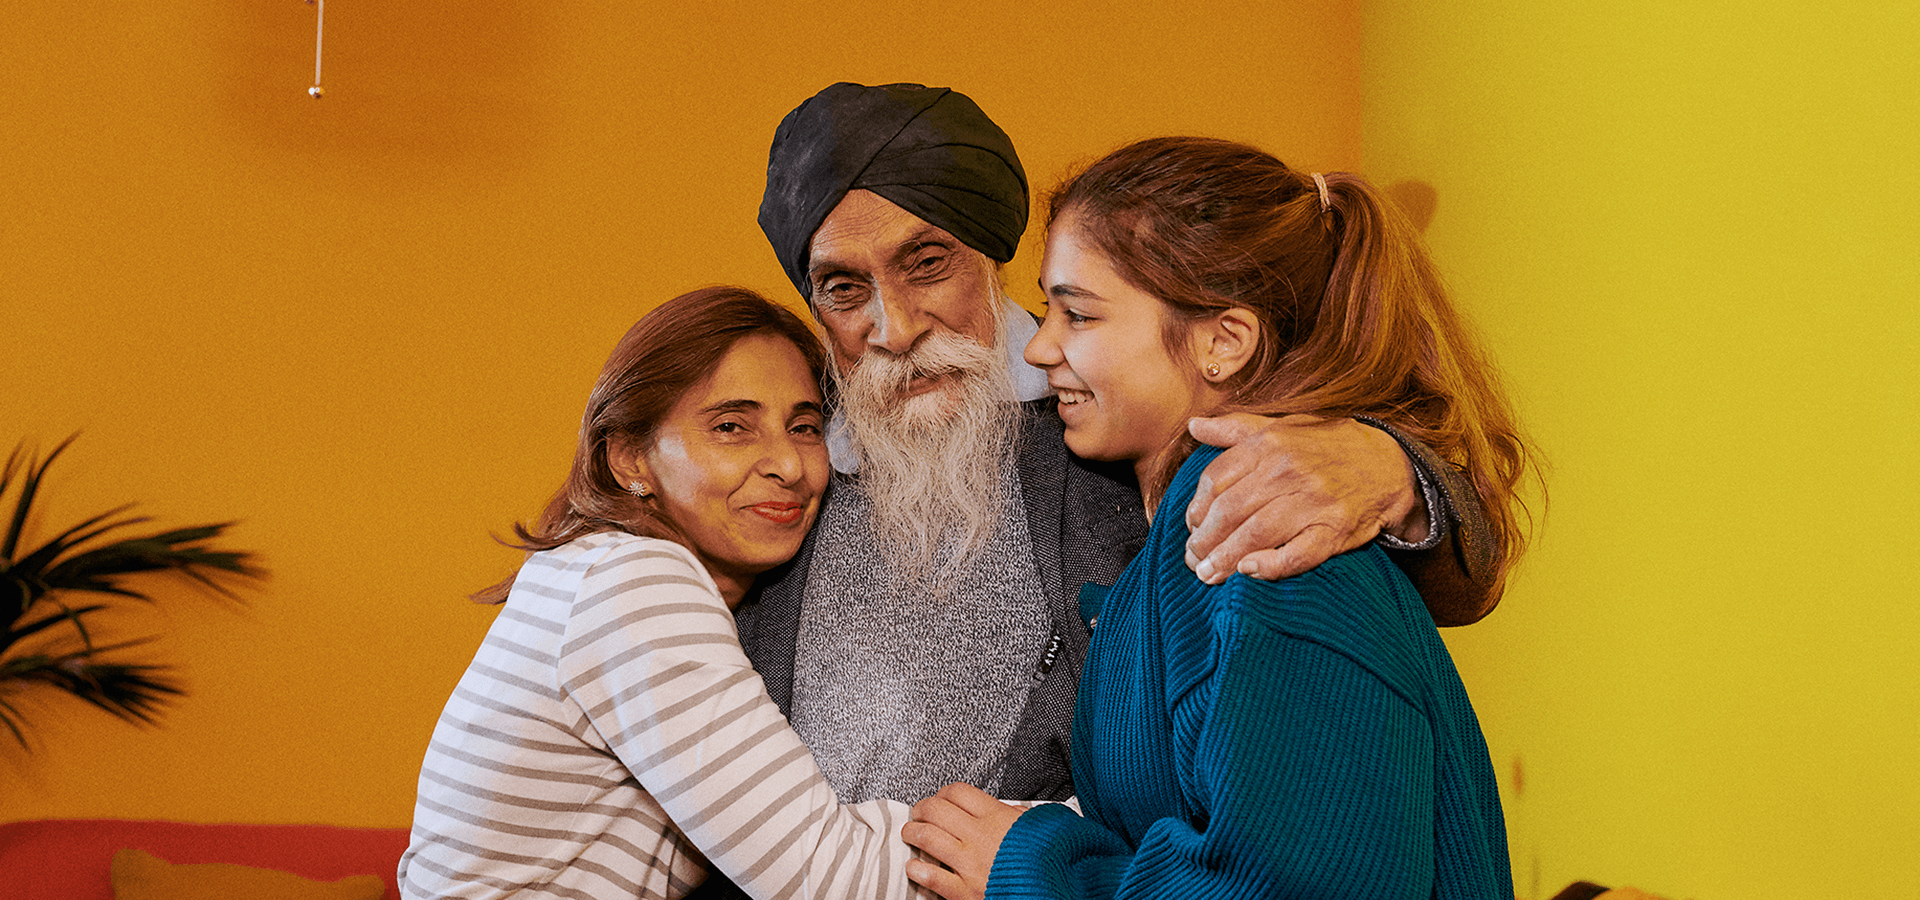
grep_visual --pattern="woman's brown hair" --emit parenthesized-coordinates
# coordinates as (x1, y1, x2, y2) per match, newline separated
(1048, 137, 1537, 590)
(473, 286, 829, 603)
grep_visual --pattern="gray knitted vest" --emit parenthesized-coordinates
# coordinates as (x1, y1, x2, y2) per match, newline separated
(790, 467, 1052, 803)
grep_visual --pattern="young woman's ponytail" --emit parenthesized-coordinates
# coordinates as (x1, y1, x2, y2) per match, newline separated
(1049, 138, 1537, 590)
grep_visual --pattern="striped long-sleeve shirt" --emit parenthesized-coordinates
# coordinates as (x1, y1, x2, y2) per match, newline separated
(398, 532, 925, 900)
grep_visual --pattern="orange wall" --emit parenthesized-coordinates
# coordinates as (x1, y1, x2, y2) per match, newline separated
(1, 0, 1362, 826)
(14, 4, 1915, 896)
(1365, 0, 1920, 897)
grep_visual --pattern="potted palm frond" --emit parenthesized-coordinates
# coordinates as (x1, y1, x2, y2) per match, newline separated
(0, 435, 266, 748)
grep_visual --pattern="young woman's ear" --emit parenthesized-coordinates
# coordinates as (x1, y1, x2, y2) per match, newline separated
(1195, 307, 1260, 383)
(606, 439, 657, 499)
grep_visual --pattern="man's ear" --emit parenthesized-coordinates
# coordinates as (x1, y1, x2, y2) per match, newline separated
(1195, 307, 1261, 382)
(606, 438, 655, 496)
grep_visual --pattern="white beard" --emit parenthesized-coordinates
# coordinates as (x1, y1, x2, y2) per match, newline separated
(833, 316, 1021, 587)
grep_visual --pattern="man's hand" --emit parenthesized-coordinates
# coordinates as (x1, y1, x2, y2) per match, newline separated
(1184, 413, 1425, 583)
(901, 783, 1024, 900)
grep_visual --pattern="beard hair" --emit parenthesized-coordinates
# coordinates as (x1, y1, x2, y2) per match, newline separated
(833, 311, 1022, 589)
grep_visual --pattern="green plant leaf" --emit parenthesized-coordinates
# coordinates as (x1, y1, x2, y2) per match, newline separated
(0, 435, 264, 749)
(9, 505, 147, 579)
(0, 647, 184, 748)
(6, 602, 112, 649)
(1, 434, 78, 562)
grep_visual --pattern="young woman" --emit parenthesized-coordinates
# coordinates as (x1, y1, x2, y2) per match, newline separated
(399, 287, 925, 900)
(903, 138, 1533, 899)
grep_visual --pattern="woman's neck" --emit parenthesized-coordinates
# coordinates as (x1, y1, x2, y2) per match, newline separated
(1135, 395, 1231, 522)
(708, 568, 748, 609)
(1133, 437, 1191, 525)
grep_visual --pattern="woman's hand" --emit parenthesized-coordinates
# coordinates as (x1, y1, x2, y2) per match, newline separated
(902, 782, 1024, 900)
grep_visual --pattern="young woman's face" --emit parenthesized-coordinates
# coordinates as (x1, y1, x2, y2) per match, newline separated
(1026, 215, 1215, 479)
(640, 333, 830, 603)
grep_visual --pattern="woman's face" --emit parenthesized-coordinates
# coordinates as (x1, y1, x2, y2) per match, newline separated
(1026, 214, 1216, 480)
(637, 333, 830, 603)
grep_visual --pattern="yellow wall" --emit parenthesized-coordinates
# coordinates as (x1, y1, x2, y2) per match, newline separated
(1363, 0, 1920, 897)
(1, 0, 1360, 825)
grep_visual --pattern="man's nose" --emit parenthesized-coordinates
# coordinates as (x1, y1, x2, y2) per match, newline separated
(865, 288, 932, 355)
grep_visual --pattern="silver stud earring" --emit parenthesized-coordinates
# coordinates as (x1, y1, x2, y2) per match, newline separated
(627, 480, 652, 498)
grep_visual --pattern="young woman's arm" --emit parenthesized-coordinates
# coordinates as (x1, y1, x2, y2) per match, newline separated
(908, 575, 1441, 900)
(996, 628, 1434, 900)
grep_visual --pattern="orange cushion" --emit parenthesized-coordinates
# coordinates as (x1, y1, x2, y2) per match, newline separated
(111, 848, 385, 900)
(0, 819, 410, 900)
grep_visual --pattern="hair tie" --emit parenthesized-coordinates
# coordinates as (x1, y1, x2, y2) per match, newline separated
(1311, 172, 1331, 212)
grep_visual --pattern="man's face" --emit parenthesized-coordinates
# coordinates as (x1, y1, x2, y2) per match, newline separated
(806, 190, 1001, 398)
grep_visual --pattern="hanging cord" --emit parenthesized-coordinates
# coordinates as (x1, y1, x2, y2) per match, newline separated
(308, 0, 325, 98)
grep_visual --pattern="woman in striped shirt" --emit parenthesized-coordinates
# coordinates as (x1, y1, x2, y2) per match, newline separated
(400, 287, 924, 900)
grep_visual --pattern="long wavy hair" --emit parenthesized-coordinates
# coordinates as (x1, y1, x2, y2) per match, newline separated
(1048, 136, 1538, 589)
(473, 286, 829, 603)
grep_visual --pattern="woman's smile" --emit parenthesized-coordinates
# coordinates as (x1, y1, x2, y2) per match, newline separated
(746, 500, 807, 525)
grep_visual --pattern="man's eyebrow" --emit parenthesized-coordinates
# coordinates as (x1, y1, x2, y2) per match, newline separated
(808, 257, 852, 285)
(791, 400, 824, 417)
(887, 228, 955, 270)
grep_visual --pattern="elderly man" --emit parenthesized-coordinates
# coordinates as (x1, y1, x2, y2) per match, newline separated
(732, 83, 1499, 816)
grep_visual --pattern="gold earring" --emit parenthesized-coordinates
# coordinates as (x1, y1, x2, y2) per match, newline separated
(1205, 362, 1221, 379)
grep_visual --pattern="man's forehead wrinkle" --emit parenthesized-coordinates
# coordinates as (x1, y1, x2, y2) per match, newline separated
(809, 214, 953, 279)
(806, 200, 893, 272)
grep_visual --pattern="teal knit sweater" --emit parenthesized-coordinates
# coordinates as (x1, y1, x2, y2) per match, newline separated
(989, 446, 1513, 900)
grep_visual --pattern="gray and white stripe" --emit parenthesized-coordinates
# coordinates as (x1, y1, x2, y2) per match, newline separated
(399, 532, 925, 900)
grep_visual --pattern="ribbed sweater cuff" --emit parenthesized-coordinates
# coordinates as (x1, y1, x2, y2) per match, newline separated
(988, 802, 1128, 900)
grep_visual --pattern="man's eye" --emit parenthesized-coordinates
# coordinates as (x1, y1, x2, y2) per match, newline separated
(817, 280, 866, 309)
(910, 254, 948, 278)
(714, 421, 746, 434)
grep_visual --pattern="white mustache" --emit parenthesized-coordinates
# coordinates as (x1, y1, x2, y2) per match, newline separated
(852, 332, 998, 392)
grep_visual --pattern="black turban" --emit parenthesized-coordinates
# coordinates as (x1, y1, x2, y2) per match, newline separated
(759, 82, 1030, 299)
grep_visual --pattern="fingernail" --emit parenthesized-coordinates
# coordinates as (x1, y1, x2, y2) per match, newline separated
(1195, 559, 1216, 583)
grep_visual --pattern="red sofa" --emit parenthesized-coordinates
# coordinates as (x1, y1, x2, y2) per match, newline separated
(0, 818, 412, 900)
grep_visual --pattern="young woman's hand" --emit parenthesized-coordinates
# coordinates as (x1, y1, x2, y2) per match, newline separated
(901, 782, 1024, 900)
